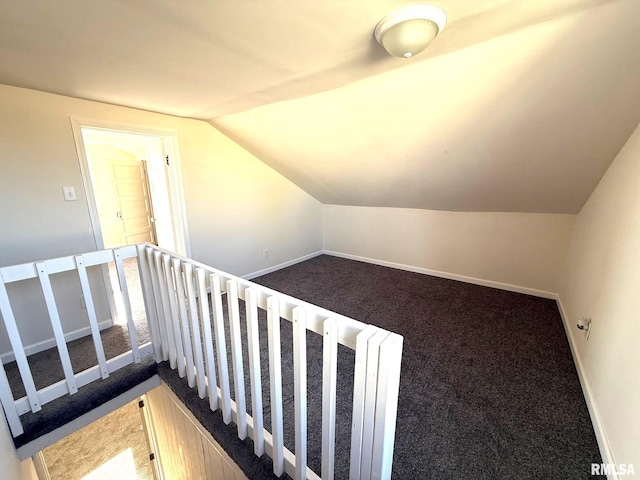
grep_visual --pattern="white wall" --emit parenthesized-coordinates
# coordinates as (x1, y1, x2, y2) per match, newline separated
(560, 122, 640, 473)
(0, 419, 36, 480)
(323, 205, 575, 294)
(0, 84, 322, 355)
(185, 120, 322, 277)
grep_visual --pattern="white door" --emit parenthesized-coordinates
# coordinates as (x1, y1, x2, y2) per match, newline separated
(110, 157, 157, 246)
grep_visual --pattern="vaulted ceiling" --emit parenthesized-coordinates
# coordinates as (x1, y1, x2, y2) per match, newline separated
(1, 0, 639, 213)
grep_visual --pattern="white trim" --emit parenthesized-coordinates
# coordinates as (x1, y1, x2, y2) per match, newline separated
(209, 247, 614, 478)
(322, 250, 557, 299)
(69, 116, 191, 257)
(139, 392, 165, 480)
(69, 118, 104, 251)
(321, 250, 615, 476)
(161, 134, 191, 258)
(242, 251, 323, 280)
(0, 319, 113, 363)
(16, 375, 161, 460)
(555, 296, 618, 480)
(32, 451, 51, 480)
(69, 118, 119, 322)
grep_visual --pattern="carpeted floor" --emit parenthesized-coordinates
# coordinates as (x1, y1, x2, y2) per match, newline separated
(4, 257, 150, 400)
(4, 254, 603, 479)
(250, 255, 603, 479)
(160, 254, 603, 480)
(159, 291, 355, 480)
(11, 355, 157, 448)
(4, 258, 155, 448)
(4, 324, 149, 400)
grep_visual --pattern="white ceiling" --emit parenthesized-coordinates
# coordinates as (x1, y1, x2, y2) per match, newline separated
(1, 0, 639, 213)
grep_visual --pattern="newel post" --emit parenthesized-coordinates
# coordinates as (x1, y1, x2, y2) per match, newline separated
(350, 327, 404, 480)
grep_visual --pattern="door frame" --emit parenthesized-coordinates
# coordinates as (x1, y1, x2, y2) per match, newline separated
(70, 116, 191, 257)
(139, 394, 163, 480)
(32, 451, 51, 480)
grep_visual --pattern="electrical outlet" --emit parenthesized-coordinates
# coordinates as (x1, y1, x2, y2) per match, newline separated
(63, 186, 77, 201)
(263, 249, 269, 259)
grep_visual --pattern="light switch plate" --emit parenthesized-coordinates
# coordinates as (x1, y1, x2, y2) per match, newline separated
(63, 186, 77, 201)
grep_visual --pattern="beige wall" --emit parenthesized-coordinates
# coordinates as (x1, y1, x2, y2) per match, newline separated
(0, 84, 323, 272)
(0, 419, 36, 480)
(323, 205, 575, 294)
(560, 122, 640, 471)
(0, 84, 322, 355)
(4, 82, 635, 471)
(184, 119, 322, 277)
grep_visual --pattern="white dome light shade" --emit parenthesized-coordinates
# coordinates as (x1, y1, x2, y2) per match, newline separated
(374, 5, 447, 58)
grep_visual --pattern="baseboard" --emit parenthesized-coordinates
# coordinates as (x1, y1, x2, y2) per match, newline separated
(1, 319, 114, 364)
(243, 251, 324, 280)
(322, 250, 557, 299)
(555, 296, 618, 480)
(322, 250, 616, 477)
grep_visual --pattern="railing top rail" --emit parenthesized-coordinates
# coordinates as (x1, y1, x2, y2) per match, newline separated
(0, 242, 403, 480)
(0, 245, 138, 284)
(143, 244, 397, 350)
(0, 243, 402, 350)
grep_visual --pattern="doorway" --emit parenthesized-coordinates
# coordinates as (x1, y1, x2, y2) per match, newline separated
(85, 138, 158, 248)
(71, 119, 190, 257)
(71, 119, 190, 328)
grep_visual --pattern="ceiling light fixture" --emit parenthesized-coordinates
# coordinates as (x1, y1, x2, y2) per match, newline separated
(374, 5, 447, 58)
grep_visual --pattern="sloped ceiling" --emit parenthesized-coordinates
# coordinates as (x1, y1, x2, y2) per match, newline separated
(1, 0, 639, 213)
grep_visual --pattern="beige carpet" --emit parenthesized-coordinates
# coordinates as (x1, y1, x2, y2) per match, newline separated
(42, 400, 153, 480)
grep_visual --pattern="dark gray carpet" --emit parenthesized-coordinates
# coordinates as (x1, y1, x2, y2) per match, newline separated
(12, 356, 157, 448)
(249, 255, 603, 479)
(5, 257, 150, 401)
(4, 323, 155, 448)
(4, 323, 150, 400)
(157, 255, 603, 479)
(157, 293, 354, 480)
(3, 254, 603, 479)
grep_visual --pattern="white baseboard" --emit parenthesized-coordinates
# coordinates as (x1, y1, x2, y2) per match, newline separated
(1, 319, 114, 364)
(243, 251, 323, 280)
(555, 296, 618, 480)
(323, 250, 616, 477)
(322, 250, 557, 299)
